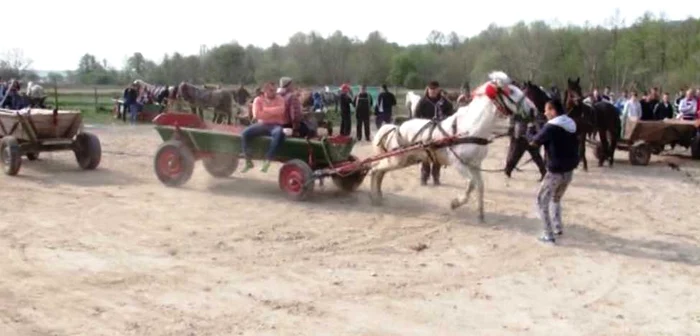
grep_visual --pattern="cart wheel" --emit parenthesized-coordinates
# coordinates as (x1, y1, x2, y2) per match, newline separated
(203, 153, 239, 178)
(1, 136, 22, 176)
(691, 136, 700, 160)
(278, 159, 314, 201)
(26, 152, 39, 161)
(73, 132, 102, 170)
(629, 143, 651, 166)
(154, 140, 195, 187)
(332, 155, 366, 192)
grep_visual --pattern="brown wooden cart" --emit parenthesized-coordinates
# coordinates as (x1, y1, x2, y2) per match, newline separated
(0, 108, 102, 176)
(596, 118, 700, 166)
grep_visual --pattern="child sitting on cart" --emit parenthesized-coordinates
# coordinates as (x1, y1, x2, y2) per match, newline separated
(241, 81, 287, 173)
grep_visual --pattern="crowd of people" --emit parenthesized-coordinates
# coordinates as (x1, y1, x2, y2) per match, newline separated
(585, 86, 700, 122)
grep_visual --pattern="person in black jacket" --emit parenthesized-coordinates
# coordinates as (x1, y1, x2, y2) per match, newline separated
(338, 84, 354, 136)
(414, 80, 454, 185)
(505, 109, 547, 181)
(375, 84, 397, 128)
(528, 98, 579, 244)
(354, 85, 373, 141)
(653, 92, 674, 120)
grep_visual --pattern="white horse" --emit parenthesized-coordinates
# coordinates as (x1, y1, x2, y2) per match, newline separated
(26, 81, 45, 98)
(369, 71, 535, 222)
(404, 91, 422, 118)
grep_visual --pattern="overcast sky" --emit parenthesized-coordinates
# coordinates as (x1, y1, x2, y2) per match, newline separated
(2, 0, 693, 71)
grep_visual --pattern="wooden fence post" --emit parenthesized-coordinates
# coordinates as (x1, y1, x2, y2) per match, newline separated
(94, 87, 98, 113)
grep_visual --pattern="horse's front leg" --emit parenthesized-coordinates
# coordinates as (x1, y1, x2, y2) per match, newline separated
(450, 166, 485, 222)
(598, 130, 610, 167)
(579, 134, 588, 171)
(608, 130, 618, 167)
(369, 159, 398, 206)
(369, 169, 386, 206)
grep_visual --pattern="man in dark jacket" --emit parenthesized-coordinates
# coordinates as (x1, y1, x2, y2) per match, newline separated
(338, 84, 354, 136)
(528, 98, 579, 244)
(505, 109, 547, 180)
(653, 92, 674, 120)
(414, 80, 454, 185)
(375, 84, 396, 128)
(641, 87, 659, 121)
(122, 84, 139, 123)
(354, 85, 373, 141)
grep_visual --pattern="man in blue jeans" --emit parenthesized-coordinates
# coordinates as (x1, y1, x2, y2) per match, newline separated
(240, 82, 288, 173)
(528, 98, 579, 244)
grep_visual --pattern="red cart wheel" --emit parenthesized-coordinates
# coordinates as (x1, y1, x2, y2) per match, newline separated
(278, 159, 314, 201)
(154, 140, 195, 187)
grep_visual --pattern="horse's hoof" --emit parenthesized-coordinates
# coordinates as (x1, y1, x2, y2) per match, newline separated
(369, 194, 383, 206)
(450, 199, 460, 210)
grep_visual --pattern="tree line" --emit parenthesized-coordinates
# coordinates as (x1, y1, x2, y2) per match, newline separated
(3, 12, 700, 93)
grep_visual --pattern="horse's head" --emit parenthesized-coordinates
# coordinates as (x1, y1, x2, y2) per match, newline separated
(522, 81, 551, 113)
(177, 82, 194, 101)
(565, 77, 583, 108)
(471, 71, 536, 120)
(167, 85, 178, 99)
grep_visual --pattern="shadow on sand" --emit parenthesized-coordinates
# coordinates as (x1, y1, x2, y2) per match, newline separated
(13, 158, 141, 187)
(471, 212, 700, 266)
(204, 175, 444, 219)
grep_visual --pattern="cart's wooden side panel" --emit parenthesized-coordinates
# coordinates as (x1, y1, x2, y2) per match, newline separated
(154, 126, 355, 167)
(0, 109, 82, 141)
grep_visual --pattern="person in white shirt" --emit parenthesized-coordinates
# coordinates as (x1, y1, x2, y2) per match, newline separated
(621, 91, 642, 137)
(677, 89, 698, 120)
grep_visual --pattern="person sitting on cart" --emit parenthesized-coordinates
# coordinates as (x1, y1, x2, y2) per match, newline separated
(241, 81, 287, 173)
(678, 89, 698, 121)
(0, 79, 23, 109)
(279, 77, 316, 138)
(312, 91, 324, 112)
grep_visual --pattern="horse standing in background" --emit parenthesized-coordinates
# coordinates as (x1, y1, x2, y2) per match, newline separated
(565, 77, 621, 168)
(234, 86, 251, 106)
(132, 79, 170, 106)
(173, 81, 237, 124)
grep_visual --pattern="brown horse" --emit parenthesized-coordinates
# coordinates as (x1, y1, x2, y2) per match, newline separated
(565, 77, 621, 168)
(174, 81, 237, 124)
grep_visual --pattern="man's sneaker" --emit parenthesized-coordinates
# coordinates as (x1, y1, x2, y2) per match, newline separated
(240, 160, 254, 173)
(554, 226, 563, 235)
(538, 233, 556, 244)
(260, 160, 271, 173)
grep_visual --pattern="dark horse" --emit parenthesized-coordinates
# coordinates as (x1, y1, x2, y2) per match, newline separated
(234, 86, 251, 106)
(172, 82, 237, 124)
(564, 78, 621, 169)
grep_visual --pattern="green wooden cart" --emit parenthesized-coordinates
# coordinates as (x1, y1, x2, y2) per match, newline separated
(151, 113, 367, 200)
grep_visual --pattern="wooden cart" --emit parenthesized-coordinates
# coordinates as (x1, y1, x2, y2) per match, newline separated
(599, 118, 700, 165)
(152, 113, 363, 200)
(0, 108, 102, 176)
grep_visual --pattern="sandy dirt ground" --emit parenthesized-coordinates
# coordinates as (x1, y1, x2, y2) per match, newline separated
(1, 123, 700, 336)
